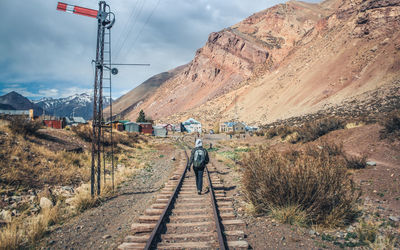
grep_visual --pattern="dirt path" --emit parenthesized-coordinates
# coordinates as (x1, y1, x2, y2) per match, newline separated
(40, 144, 181, 250)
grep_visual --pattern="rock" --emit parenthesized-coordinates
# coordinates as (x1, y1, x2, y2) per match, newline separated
(389, 216, 399, 222)
(370, 45, 378, 52)
(0, 210, 12, 222)
(38, 186, 54, 201)
(102, 235, 111, 239)
(366, 161, 376, 166)
(309, 230, 316, 236)
(61, 186, 74, 193)
(346, 225, 355, 232)
(11, 156, 19, 161)
(40, 197, 53, 209)
(171, 157, 176, 161)
(11, 196, 22, 203)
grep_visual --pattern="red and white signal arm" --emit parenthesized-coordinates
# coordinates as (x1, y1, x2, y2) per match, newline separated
(57, 2, 98, 18)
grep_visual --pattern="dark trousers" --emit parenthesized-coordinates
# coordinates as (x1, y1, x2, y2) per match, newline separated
(194, 169, 204, 192)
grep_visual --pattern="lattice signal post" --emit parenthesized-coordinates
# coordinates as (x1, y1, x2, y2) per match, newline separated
(57, 1, 116, 196)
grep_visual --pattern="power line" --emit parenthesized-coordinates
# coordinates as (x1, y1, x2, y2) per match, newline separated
(122, 0, 161, 61)
(113, 1, 141, 56)
(114, 0, 146, 60)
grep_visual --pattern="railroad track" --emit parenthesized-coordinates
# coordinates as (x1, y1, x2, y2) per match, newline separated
(118, 138, 248, 249)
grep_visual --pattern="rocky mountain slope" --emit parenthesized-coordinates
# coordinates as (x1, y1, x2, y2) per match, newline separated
(0, 91, 43, 116)
(104, 65, 186, 120)
(34, 93, 111, 120)
(111, 0, 400, 128)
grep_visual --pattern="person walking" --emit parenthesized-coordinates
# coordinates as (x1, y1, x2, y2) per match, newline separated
(187, 139, 209, 195)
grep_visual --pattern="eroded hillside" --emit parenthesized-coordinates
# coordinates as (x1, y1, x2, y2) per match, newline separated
(112, 0, 400, 128)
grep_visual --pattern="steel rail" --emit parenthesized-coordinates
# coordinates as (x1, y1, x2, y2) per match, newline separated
(144, 144, 189, 250)
(206, 163, 227, 250)
(144, 136, 227, 249)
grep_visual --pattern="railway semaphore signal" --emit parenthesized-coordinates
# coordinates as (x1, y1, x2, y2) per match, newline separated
(57, 1, 116, 197)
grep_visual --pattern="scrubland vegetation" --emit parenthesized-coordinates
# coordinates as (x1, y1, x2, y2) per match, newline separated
(0, 121, 154, 249)
(227, 111, 400, 248)
(241, 143, 360, 227)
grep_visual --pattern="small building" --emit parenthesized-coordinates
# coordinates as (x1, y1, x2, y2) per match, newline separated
(65, 117, 87, 126)
(156, 123, 175, 131)
(0, 109, 33, 120)
(138, 122, 153, 135)
(173, 124, 182, 132)
(125, 122, 140, 132)
(182, 118, 202, 134)
(153, 126, 167, 137)
(43, 119, 63, 129)
(220, 121, 246, 133)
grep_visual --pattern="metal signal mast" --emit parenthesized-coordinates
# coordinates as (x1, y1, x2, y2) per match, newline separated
(57, 1, 117, 197)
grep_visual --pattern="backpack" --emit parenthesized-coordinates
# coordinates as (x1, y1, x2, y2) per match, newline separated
(193, 148, 206, 169)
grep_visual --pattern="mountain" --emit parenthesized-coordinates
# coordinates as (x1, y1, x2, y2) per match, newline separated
(109, 0, 400, 128)
(34, 93, 111, 120)
(0, 91, 43, 116)
(104, 64, 186, 120)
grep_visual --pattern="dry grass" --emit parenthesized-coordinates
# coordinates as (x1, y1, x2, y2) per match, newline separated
(344, 154, 367, 169)
(0, 120, 153, 248)
(0, 131, 90, 189)
(370, 234, 397, 250)
(7, 116, 42, 137)
(0, 223, 21, 250)
(269, 205, 308, 226)
(356, 219, 379, 244)
(295, 117, 345, 143)
(380, 110, 400, 140)
(0, 204, 62, 249)
(72, 124, 147, 147)
(241, 144, 360, 227)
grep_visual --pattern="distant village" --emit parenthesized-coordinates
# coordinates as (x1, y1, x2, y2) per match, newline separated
(0, 108, 258, 136)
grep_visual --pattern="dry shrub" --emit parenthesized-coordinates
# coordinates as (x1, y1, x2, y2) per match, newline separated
(344, 154, 367, 169)
(241, 145, 360, 226)
(72, 125, 146, 147)
(0, 223, 22, 250)
(8, 117, 42, 137)
(380, 110, 400, 140)
(0, 133, 90, 189)
(0, 204, 62, 249)
(356, 220, 379, 244)
(264, 128, 277, 138)
(71, 124, 93, 142)
(74, 189, 100, 213)
(296, 117, 345, 143)
(269, 205, 308, 226)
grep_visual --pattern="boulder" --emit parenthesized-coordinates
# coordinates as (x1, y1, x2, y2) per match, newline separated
(40, 197, 53, 209)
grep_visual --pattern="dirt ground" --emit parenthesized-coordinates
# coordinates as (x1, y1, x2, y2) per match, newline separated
(38, 139, 181, 249)
(35, 125, 399, 249)
(203, 124, 400, 249)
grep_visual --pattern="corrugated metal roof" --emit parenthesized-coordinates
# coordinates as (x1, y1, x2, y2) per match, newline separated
(0, 110, 30, 115)
(72, 117, 86, 123)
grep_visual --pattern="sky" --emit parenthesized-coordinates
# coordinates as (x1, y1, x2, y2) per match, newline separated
(0, 0, 320, 100)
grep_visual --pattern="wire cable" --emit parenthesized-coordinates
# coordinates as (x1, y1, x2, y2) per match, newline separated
(114, 0, 147, 61)
(122, 0, 161, 61)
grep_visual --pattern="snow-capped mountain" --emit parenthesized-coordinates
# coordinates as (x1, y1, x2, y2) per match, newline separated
(34, 93, 111, 120)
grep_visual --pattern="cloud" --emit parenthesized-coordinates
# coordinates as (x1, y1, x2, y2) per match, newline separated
(0, 0, 322, 100)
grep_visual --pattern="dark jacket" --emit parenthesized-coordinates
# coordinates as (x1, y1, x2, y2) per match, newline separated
(188, 146, 209, 171)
